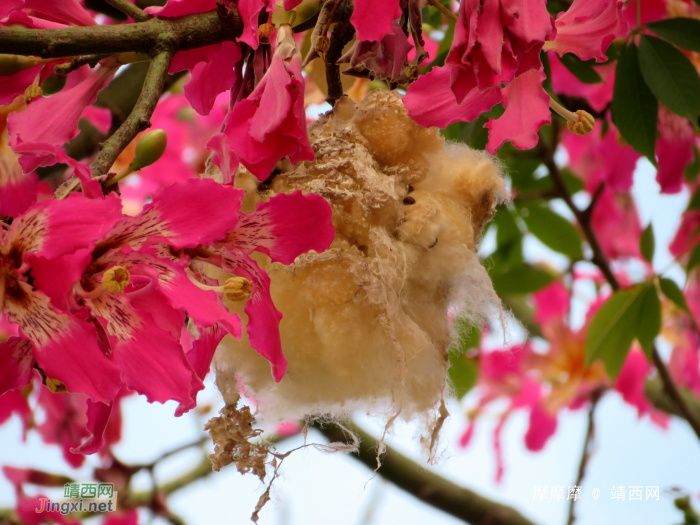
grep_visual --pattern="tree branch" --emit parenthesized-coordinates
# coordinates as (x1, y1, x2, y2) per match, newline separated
(567, 390, 602, 525)
(646, 378, 700, 420)
(0, 10, 241, 58)
(315, 421, 540, 525)
(104, 0, 151, 22)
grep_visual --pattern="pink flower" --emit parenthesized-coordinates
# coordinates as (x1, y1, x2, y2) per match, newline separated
(615, 348, 669, 427)
(9, 64, 118, 173)
(669, 209, 700, 258)
(533, 280, 569, 325)
(546, 0, 628, 62)
(19, 0, 96, 26)
(590, 187, 643, 260)
(223, 24, 313, 180)
(669, 340, 700, 398)
(564, 119, 640, 193)
(350, 0, 401, 42)
(0, 194, 124, 403)
(406, 0, 555, 154)
(656, 107, 697, 194)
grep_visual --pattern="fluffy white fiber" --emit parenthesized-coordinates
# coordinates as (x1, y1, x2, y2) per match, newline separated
(214, 90, 507, 453)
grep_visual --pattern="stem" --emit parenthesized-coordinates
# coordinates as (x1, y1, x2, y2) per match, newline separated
(652, 348, 700, 440)
(104, 0, 151, 22)
(426, 0, 458, 22)
(315, 421, 540, 525)
(324, 23, 355, 106)
(549, 97, 579, 124)
(566, 390, 602, 525)
(0, 10, 242, 59)
(90, 49, 174, 179)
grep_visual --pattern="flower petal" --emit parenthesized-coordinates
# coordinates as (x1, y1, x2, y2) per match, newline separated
(23, 0, 97, 26)
(100, 178, 243, 252)
(5, 192, 122, 261)
(70, 398, 113, 455)
(27, 249, 91, 311)
(144, 0, 217, 16)
(206, 133, 239, 185)
(351, 0, 401, 42)
(485, 68, 550, 154)
(0, 336, 34, 396)
(221, 191, 334, 264)
(4, 283, 121, 402)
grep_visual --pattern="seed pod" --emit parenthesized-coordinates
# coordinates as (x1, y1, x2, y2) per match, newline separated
(131, 129, 168, 171)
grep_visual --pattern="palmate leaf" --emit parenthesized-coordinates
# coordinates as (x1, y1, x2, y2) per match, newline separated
(612, 44, 658, 164)
(491, 264, 555, 295)
(638, 35, 700, 122)
(520, 204, 584, 260)
(659, 277, 690, 313)
(648, 17, 700, 52)
(640, 223, 655, 264)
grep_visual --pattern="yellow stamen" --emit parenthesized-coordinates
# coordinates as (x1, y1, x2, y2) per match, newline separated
(258, 23, 275, 45)
(223, 277, 253, 301)
(549, 97, 595, 136)
(24, 84, 42, 104)
(102, 266, 130, 293)
(46, 377, 67, 393)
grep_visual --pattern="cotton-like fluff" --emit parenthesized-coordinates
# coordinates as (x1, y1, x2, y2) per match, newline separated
(214, 90, 507, 452)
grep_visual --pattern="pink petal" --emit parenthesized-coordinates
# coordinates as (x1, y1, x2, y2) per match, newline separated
(524, 403, 558, 451)
(217, 249, 287, 381)
(0, 65, 45, 106)
(0, 389, 31, 433)
(485, 68, 551, 154)
(144, 0, 217, 16)
(222, 190, 334, 264)
(0, 145, 37, 217)
(238, 0, 265, 49)
(351, 0, 401, 42)
(23, 0, 96, 26)
(591, 187, 642, 260)
(104, 510, 139, 525)
(499, 0, 556, 44)
(283, 0, 302, 9)
(656, 109, 696, 195)
(9, 65, 117, 172)
(404, 66, 502, 129)
(550, 0, 626, 62)
(670, 210, 700, 258)
(223, 28, 313, 179)
(0, 0, 22, 17)
(17, 495, 81, 525)
(35, 386, 88, 468)
(80, 105, 111, 135)
(102, 178, 243, 251)
(70, 398, 113, 455)
(179, 42, 241, 116)
(669, 342, 700, 398)
(206, 133, 239, 184)
(4, 285, 121, 403)
(614, 349, 651, 417)
(176, 323, 227, 416)
(88, 292, 201, 406)
(27, 249, 91, 311)
(5, 192, 122, 261)
(533, 281, 570, 324)
(0, 337, 34, 396)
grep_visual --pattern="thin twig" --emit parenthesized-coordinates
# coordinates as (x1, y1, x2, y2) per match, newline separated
(54, 54, 110, 76)
(566, 389, 602, 525)
(90, 48, 174, 179)
(324, 23, 355, 106)
(426, 0, 458, 22)
(652, 348, 700, 440)
(104, 0, 151, 22)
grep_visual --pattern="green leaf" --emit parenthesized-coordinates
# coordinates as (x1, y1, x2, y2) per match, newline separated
(558, 53, 603, 84)
(638, 35, 700, 121)
(491, 264, 555, 295)
(688, 244, 700, 273)
(640, 223, 655, 264)
(685, 146, 700, 183)
(659, 277, 690, 313)
(495, 206, 522, 246)
(586, 287, 641, 378)
(612, 44, 658, 164)
(636, 285, 661, 360)
(520, 204, 584, 259)
(648, 18, 700, 52)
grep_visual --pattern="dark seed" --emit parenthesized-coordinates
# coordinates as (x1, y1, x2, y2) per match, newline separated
(403, 196, 416, 205)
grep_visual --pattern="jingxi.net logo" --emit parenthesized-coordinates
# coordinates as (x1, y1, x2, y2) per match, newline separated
(36, 483, 117, 515)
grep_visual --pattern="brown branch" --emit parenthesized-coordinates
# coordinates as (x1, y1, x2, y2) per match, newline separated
(566, 389, 602, 525)
(324, 23, 355, 106)
(645, 378, 700, 420)
(315, 421, 540, 525)
(91, 48, 174, 179)
(543, 124, 700, 444)
(426, 0, 458, 22)
(0, 10, 242, 59)
(104, 0, 150, 22)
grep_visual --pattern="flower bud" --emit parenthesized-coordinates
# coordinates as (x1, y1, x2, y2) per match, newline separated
(131, 129, 167, 171)
(258, 23, 275, 45)
(46, 377, 67, 393)
(0, 54, 40, 76)
(102, 266, 130, 293)
(223, 277, 253, 301)
(41, 73, 67, 96)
